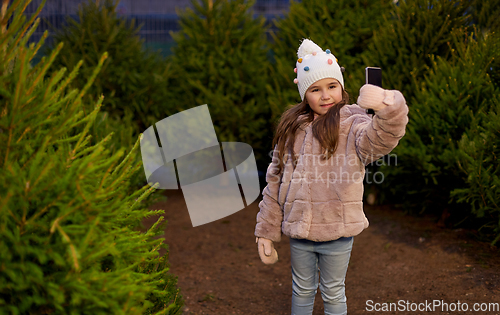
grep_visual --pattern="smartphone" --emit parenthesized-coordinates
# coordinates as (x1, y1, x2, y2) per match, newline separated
(365, 67, 382, 115)
(366, 67, 382, 87)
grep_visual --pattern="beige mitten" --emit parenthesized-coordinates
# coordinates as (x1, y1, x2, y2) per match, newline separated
(357, 84, 395, 111)
(256, 237, 278, 265)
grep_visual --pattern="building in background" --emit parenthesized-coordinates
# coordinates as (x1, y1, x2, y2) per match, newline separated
(25, 0, 290, 57)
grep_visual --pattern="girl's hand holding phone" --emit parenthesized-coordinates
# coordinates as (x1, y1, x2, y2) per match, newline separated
(357, 84, 395, 112)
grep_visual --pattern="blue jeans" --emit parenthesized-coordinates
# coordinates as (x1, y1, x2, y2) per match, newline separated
(290, 236, 353, 315)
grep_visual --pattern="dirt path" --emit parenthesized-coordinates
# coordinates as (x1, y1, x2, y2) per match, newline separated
(145, 190, 500, 315)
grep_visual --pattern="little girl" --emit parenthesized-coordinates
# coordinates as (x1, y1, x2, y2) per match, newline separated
(254, 39, 409, 315)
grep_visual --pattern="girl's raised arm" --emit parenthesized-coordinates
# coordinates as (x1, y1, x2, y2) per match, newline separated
(349, 84, 409, 165)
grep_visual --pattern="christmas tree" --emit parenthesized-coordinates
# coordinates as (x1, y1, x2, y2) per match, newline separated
(378, 27, 500, 242)
(448, 30, 500, 244)
(362, 0, 472, 100)
(0, 0, 184, 313)
(45, 0, 177, 190)
(46, 0, 174, 135)
(452, 93, 500, 244)
(168, 0, 271, 169)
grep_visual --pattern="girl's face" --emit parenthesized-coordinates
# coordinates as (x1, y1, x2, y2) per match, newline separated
(305, 78, 343, 118)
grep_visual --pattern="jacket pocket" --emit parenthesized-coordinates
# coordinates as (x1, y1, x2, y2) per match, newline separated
(283, 200, 311, 224)
(343, 201, 365, 224)
(311, 200, 344, 224)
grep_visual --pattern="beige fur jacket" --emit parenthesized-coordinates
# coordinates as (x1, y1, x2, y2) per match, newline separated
(255, 90, 409, 242)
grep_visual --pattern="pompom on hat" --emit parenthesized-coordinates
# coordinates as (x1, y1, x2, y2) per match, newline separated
(294, 39, 344, 101)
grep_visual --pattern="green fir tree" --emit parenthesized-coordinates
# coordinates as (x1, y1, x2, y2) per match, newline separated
(362, 0, 473, 100)
(448, 30, 500, 244)
(45, 0, 177, 190)
(168, 0, 271, 170)
(0, 0, 184, 313)
(46, 0, 174, 135)
(377, 28, 500, 241)
(451, 94, 500, 245)
(468, 0, 500, 35)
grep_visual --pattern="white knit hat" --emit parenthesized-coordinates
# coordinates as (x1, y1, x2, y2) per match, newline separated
(293, 39, 344, 101)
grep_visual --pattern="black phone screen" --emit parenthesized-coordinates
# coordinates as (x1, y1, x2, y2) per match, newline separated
(366, 67, 382, 87)
(365, 67, 382, 115)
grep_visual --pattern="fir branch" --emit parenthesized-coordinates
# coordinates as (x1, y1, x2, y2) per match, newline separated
(73, 95, 104, 154)
(49, 60, 84, 102)
(28, 29, 47, 63)
(78, 52, 108, 100)
(24, 190, 65, 228)
(97, 147, 124, 191)
(4, 0, 43, 58)
(50, 218, 80, 271)
(15, 125, 30, 143)
(36, 65, 67, 100)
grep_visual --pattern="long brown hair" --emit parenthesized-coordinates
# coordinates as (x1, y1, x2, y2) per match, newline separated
(271, 89, 350, 176)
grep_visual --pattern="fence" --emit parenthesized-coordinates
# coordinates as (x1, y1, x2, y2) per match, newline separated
(23, 0, 291, 57)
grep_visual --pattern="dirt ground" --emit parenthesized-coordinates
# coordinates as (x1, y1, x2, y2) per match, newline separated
(144, 190, 500, 315)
